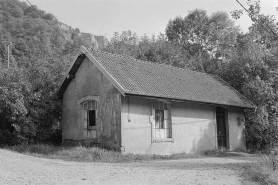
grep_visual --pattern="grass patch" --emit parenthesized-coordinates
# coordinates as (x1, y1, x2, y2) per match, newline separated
(7, 143, 202, 163)
(202, 150, 245, 157)
(7, 144, 253, 163)
(10, 143, 59, 155)
(241, 154, 278, 185)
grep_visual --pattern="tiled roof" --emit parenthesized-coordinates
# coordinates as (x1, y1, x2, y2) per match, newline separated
(57, 47, 255, 108)
(90, 51, 255, 108)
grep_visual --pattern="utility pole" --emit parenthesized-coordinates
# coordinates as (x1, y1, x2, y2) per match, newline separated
(2, 41, 12, 69)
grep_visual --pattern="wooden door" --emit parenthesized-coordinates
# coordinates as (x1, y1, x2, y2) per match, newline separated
(216, 107, 227, 149)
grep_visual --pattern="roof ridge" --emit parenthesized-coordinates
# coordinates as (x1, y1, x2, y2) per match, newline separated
(93, 50, 134, 60)
(92, 50, 212, 77)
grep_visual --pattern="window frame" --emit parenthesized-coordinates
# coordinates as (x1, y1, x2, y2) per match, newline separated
(151, 100, 173, 142)
(82, 100, 97, 130)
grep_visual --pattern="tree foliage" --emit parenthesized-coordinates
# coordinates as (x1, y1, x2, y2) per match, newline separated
(165, 9, 240, 72)
(0, 0, 86, 145)
(228, 0, 278, 151)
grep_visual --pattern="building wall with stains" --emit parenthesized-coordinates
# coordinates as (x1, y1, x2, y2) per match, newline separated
(121, 95, 245, 155)
(62, 57, 121, 149)
(228, 107, 246, 150)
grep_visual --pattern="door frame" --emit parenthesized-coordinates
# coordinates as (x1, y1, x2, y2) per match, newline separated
(215, 106, 230, 150)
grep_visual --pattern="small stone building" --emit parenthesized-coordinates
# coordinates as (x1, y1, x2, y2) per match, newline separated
(57, 46, 255, 154)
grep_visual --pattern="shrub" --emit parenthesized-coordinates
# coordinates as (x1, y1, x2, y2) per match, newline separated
(11, 143, 59, 155)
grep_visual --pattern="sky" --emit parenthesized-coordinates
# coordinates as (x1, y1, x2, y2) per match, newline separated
(22, 0, 278, 39)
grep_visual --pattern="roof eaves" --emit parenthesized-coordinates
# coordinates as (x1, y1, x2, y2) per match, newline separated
(56, 52, 84, 99)
(125, 91, 255, 109)
(212, 75, 256, 109)
(80, 46, 126, 96)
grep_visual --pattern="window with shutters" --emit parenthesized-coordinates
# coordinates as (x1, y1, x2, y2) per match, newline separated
(82, 100, 97, 129)
(152, 100, 172, 140)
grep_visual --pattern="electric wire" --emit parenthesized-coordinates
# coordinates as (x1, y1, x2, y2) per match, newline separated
(23, 0, 83, 61)
(1, 0, 83, 68)
(235, 0, 272, 36)
(12, 0, 50, 35)
(235, 0, 278, 40)
(252, 8, 278, 39)
(26, 0, 73, 45)
(234, 0, 278, 61)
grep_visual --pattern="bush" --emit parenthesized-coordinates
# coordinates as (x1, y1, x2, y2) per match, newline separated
(245, 119, 278, 152)
(46, 126, 62, 145)
(10, 143, 59, 155)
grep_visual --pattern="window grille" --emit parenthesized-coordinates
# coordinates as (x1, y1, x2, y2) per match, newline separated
(152, 100, 171, 139)
(82, 100, 97, 129)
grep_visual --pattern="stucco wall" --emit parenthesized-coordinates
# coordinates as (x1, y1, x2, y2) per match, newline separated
(121, 96, 152, 154)
(62, 57, 121, 149)
(121, 96, 245, 155)
(228, 107, 245, 150)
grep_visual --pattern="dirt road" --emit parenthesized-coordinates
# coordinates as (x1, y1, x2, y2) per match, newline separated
(0, 149, 256, 185)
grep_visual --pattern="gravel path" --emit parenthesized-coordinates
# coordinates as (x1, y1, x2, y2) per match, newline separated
(0, 149, 256, 185)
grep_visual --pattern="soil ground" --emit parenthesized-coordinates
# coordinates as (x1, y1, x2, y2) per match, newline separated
(0, 149, 258, 185)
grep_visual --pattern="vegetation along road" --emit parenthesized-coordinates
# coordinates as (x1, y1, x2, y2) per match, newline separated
(0, 149, 259, 185)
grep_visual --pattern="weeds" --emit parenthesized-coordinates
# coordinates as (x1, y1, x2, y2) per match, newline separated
(10, 143, 60, 155)
(261, 154, 278, 172)
(7, 143, 201, 163)
(7, 144, 258, 164)
(242, 154, 278, 185)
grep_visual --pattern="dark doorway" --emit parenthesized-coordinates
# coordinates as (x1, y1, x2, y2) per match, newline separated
(216, 107, 227, 149)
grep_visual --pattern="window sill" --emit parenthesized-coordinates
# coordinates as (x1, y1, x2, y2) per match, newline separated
(152, 138, 174, 143)
(88, 126, 96, 130)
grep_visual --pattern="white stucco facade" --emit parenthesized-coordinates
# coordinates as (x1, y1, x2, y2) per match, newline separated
(121, 96, 245, 155)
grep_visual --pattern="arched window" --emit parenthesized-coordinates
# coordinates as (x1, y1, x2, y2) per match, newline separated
(82, 100, 97, 129)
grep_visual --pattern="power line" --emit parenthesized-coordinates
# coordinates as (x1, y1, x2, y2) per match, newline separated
(1, 0, 83, 71)
(24, 0, 84, 61)
(233, 0, 277, 59)
(235, 0, 272, 36)
(253, 9, 278, 40)
(26, 0, 73, 45)
(235, 0, 278, 40)
(12, 0, 43, 30)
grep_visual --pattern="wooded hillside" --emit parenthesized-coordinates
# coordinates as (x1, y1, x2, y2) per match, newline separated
(0, 0, 87, 145)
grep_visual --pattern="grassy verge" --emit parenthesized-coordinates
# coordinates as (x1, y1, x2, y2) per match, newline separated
(7, 143, 202, 163)
(6, 143, 254, 163)
(241, 154, 278, 185)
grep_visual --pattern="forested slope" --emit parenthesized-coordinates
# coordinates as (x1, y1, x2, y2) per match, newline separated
(0, 0, 90, 144)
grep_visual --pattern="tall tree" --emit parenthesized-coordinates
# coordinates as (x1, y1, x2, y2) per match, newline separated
(166, 9, 240, 72)
(228, 0, 278, 150)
